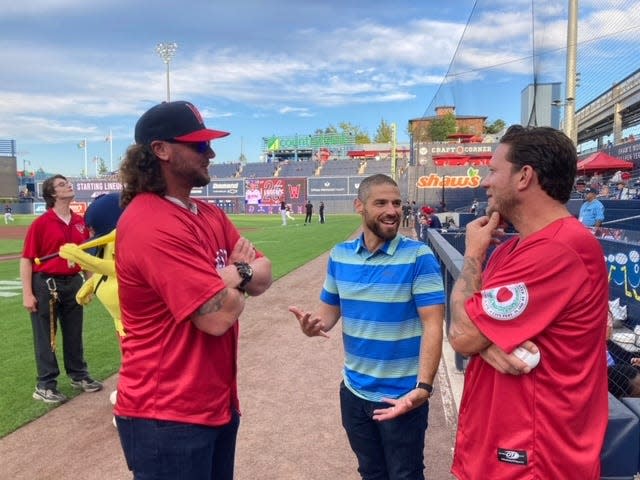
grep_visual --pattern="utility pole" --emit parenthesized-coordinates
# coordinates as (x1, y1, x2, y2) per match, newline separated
(564, 0, 578, 145)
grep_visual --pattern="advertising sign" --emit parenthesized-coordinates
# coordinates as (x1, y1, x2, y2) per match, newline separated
(307, 177, 349, 196)
(243, 178, 307, 214)
(209, 179, 244, 197)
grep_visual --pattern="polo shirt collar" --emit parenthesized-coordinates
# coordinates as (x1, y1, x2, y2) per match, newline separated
(355, 232, 401, 256)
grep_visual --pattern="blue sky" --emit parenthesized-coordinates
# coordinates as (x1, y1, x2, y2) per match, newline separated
(1, 0, 638, 176)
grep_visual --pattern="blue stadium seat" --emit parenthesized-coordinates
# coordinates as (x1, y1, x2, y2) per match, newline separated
(600, 393, 640, 479)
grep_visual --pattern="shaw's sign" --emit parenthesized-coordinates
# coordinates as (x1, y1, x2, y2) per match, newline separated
(416, 168, 482, 189)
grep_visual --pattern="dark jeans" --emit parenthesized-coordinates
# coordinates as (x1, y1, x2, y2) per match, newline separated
(30, 273, 88, 389)
(340, 382, 429, 480)
(116, 413, 240, 480)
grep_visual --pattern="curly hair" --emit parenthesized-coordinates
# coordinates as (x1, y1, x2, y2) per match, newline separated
(119, 144, 167, 207)
(499, 125, 577, 204)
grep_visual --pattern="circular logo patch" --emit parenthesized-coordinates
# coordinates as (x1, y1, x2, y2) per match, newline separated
(481, 283, 529, 321)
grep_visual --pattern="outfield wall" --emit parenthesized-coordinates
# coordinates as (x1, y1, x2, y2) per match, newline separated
(27, 165, 489, 215)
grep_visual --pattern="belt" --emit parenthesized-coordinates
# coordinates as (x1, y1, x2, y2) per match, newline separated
(35, 272, 79, 281)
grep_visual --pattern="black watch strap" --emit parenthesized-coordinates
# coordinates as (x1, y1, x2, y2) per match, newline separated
(416, 382, 433, 394)
(234, 262, 253, 289)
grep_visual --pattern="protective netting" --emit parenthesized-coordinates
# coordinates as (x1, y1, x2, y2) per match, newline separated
(422, 0, 640, 146)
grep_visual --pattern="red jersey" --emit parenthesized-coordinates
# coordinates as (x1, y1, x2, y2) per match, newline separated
(114, 194, 262, 427)
(22, 208, 89, 275)
(452, 217, 608, 480)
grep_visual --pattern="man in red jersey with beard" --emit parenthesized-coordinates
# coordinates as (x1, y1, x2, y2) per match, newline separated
(448, 125, 608, 479)
(114, 101, 272, 480)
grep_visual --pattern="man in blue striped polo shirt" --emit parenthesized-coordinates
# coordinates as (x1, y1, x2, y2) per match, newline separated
(290, 174, 445, 480)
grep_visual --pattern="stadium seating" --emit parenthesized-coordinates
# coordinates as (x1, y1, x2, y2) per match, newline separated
(210, 162, 240, 179)
(278, 160, 317, 177)
(601, 393, 640, 479)
(363, 159, 393, 175)
(242, 162, 278, 178)
(318, 159, 360, 176)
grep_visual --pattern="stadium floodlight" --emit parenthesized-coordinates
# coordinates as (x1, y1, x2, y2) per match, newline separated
(156, 42, 178, 102)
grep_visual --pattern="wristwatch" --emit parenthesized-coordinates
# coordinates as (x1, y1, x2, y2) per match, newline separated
(234, 262, 254, 290)
(416, 382, 434, 395)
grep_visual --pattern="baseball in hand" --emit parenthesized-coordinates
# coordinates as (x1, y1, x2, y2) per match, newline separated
(513, 346, 540, 369)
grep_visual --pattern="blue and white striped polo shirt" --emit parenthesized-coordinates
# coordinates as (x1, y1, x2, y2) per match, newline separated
(320, 233, 445, 402)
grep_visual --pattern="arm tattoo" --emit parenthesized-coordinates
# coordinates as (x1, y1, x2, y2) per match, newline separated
(448, 256, 484, 342)
(459, 256, 483, 298)
(197, 288, 227, 316)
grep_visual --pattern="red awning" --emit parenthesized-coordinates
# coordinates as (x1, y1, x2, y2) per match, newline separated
(577, 151, 634, 172)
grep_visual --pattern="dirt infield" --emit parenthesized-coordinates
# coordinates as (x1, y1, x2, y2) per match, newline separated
(0, 227, 457, 479)
(0, 224, 27, 240)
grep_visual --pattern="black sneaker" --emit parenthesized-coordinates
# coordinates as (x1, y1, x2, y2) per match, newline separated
(33, 386, 68, 404)
(71, 377, 103, 393)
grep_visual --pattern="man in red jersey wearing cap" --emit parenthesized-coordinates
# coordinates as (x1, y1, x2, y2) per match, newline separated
(448, 125, 608, 479)
(114, 101, 272, 479)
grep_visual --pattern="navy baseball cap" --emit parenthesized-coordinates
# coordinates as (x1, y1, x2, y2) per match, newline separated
(135, 101, 229, 144)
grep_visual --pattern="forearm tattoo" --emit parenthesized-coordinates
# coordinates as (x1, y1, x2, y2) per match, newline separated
(449, 256, 483, 341)
(459, 256, 483, 298)
(197, 288, 227, 316)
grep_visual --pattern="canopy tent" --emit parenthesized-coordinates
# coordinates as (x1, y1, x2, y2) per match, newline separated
(577, 151, 634, 172)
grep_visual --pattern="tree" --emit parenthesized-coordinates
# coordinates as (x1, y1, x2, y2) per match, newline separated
(428, 113, 457, 141)
(338, 122, 370, 144)
(374, 119, 394, 143)
(317, 122, 370, 144)
(484, 119, 506, 135)
(98, 158, 108, 175)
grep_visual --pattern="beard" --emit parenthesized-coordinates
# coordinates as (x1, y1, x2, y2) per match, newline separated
(486, 192, 519, 224)
(192, 170, 210, 187)
(364, 210, 399, 241)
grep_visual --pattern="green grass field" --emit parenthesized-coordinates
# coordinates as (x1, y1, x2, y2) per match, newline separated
(0, 213, 360, 438)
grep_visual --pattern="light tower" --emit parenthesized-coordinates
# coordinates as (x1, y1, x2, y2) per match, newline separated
(156, 42, 178, 102)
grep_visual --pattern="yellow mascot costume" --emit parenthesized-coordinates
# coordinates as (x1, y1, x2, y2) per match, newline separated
(59, 192, 123, 424)
(59, 192, 124, 339)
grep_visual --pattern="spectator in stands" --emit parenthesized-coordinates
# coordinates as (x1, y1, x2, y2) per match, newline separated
(608, 364, 640, 398)
(304, 200, 313, 225)
(613, 181, 631, 200)
(421, 206, 442, 231)
(572, 178, 587, 199)
(470, 199, 479, 215)
(578, 187, 605, 228)
(448, 125, 609, 479)
(443, 218, 458, 232)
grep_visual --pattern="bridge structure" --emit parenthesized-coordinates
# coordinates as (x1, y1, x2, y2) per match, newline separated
(576, 68, 640, 148)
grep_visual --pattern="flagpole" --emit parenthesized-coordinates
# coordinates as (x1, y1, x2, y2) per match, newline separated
(108, 129, 113, 171)
(84, 138, 88, 178)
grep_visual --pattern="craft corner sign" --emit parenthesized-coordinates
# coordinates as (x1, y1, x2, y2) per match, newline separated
(416, 168, 482, 189)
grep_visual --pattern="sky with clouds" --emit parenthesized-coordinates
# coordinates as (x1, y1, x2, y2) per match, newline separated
(0, 0, 638, 177)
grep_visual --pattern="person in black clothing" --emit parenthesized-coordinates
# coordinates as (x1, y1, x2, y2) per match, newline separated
(304, 200, 313, 225)
(402, 200, 411, 228)
(319, 201, 325, 224)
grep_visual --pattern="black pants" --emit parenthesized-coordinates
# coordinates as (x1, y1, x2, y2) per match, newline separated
(305, 213, 312, 223)
(30, 273, 88, 389)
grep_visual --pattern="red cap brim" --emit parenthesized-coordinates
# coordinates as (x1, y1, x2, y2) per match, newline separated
(174, 129, 230, 142)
